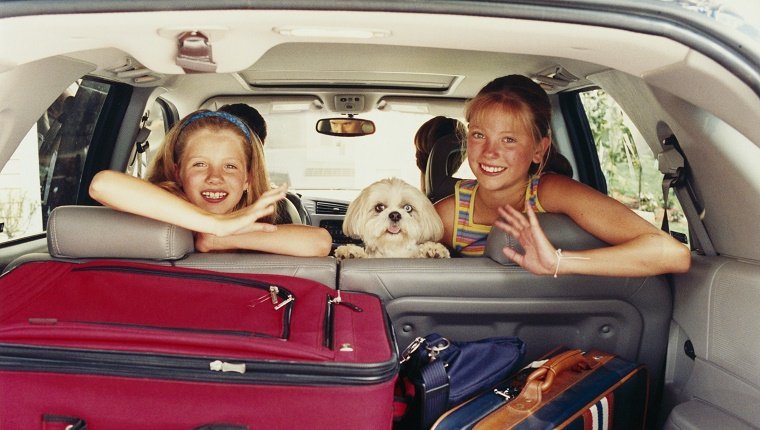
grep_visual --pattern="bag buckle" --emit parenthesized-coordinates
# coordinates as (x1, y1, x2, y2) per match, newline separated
(426, 337, 450, 362)
(400, 337, 426, 364)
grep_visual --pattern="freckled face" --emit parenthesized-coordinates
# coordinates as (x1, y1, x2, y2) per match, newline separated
(466, 109, 546, 191)
(177, 128, 249, 214)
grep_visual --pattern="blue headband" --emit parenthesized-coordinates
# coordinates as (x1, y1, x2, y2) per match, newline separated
(179, 110, 253, 143)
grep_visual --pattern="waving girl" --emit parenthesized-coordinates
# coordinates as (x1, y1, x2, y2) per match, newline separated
(435, 75, 690, 276)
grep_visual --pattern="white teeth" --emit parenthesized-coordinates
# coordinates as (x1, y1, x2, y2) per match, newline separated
(202, 191, 227, 199)
(480, 164, 506, 173)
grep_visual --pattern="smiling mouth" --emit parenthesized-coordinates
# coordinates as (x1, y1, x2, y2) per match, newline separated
(480, 163, 506, 174)
(201, 191, 228, 201)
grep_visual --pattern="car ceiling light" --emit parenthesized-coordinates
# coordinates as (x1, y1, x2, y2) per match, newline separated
(271, 103, 313, 112)
(388, 103, 429, 114)
(273, 26, 390, 39)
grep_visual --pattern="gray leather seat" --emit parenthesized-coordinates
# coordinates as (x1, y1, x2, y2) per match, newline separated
(664, 400, 755, 430)
(5, 205, 337, 287)
(338, 213, 672, 417)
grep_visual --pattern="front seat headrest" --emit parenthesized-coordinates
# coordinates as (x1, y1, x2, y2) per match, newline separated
(425, 133, 465, 202)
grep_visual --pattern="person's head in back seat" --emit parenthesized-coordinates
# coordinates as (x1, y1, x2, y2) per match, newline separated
(218, 103, 302, 225)
(219, 103, 268, 144)
(414, 116, 465, 193)
(434, 75, 691, 276)
(89, 110, 332, 257)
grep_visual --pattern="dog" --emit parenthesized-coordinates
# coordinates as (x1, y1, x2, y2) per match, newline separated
(334, 177, 450, 259)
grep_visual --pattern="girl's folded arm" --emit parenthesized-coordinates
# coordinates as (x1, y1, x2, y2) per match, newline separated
(195, 224, 333, 257)
(538, 174, 691, 276)
(89, 170, 279, 237)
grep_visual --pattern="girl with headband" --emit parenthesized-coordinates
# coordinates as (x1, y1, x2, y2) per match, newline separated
(90, 110, 332, 256)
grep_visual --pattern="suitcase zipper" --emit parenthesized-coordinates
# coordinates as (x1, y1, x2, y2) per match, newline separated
(0, 344, 398, 386)
(72, 265, 294, 339)
(324, 293, 363, 349)
(52, 320, 274, 338)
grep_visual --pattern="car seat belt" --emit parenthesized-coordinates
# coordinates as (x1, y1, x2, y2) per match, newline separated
(128, 112, 151, 178)
(658, 135, 715, 256)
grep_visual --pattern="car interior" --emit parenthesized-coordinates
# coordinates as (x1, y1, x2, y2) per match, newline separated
(1, 1, 759, 428)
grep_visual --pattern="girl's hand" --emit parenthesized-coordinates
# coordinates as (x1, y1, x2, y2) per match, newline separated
(213, 184, 287, 236)
(194, 232, 218, 253)
(493, 203, 558, 276)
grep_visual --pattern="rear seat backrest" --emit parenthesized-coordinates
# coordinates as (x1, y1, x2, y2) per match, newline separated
(5, 206, 337, 288)
(338, 213, 672, 420)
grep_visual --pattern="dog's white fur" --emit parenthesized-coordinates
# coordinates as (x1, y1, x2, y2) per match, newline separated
(335, 178, 450, 259)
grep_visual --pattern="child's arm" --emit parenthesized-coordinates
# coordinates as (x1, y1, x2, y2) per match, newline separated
(194, 224, 333, 257)
(494, 174, 691, 277)
(89, 170, 282, 237)
(434, 196, 456, 249)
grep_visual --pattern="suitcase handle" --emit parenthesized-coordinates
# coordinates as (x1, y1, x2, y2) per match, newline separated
(526, 349, 589, 391)
(504, 349, 590, 415)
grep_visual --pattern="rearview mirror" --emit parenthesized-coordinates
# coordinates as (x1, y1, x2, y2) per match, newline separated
(316, 118, 376, 137)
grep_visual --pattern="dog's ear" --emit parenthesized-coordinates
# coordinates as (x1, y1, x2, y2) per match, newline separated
(413, 192, 445, 242)
(342, 187, 371, 239)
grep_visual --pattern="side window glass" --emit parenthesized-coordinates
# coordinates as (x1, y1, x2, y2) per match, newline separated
(126, 98, 167, 179)
(0, 79, 113, 244)
(578, 89, 689, 244)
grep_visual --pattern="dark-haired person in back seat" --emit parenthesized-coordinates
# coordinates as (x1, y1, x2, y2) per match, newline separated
(414, 116, 465, 194)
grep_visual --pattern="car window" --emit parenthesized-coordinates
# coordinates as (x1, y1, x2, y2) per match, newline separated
(0, 79, 114, 244)
(579, 89, 690, 243)
(264, 110, 445, 201)
(128, 102, 468, 202)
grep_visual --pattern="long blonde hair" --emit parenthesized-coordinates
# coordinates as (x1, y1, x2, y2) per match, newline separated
(146, 110, 275, 222)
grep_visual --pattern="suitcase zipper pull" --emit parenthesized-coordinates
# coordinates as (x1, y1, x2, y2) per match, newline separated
(269, 286, 279, 304)
(274, 295, 294, 310)
(209, 360, 246, 374)
(329, 292, 363, 312)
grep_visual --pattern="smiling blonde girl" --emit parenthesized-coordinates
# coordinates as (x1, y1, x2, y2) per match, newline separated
(435, 75, 690, 276)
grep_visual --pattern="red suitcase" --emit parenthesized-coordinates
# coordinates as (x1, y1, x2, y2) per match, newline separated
(0, 260, 398, 429)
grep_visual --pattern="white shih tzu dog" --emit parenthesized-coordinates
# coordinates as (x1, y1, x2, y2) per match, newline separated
(334, 178, 450, 259)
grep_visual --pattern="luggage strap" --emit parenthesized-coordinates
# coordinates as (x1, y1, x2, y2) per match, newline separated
(420, 351, 450, 428)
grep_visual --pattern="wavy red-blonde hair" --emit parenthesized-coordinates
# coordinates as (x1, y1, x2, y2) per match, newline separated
(146, 110, 274, 222)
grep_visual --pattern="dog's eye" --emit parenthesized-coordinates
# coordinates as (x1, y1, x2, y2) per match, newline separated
(374, 204, 385, 213)
(403, 204, 413, 213)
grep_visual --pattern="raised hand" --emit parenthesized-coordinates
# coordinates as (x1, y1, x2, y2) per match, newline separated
(213, 184, 287, 237)
(493, 203, 558, 276)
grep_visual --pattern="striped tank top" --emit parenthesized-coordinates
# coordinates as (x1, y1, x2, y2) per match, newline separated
(452, 175, 545, 257)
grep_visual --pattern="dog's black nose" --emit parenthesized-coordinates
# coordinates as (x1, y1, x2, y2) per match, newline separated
(388, 211, 401, 222)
